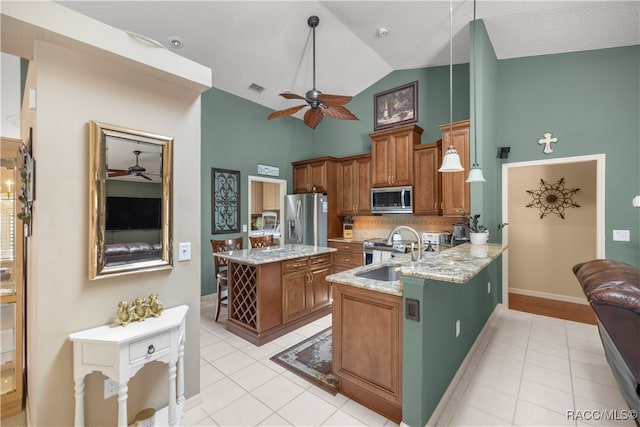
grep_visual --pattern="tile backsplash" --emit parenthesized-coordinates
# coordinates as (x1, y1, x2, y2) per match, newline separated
(350, 215, 460, 240)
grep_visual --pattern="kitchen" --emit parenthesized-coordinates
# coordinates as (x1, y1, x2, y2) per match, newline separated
(214, 121, 506, 425)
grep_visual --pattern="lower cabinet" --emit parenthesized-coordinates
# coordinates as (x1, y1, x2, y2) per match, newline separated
(328, 241, 364, 273)
(331, 283, 403, 423)
(282, 254, 331, 324)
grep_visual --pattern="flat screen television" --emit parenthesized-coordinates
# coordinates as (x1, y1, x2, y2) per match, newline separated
(106, 196, 161, 230)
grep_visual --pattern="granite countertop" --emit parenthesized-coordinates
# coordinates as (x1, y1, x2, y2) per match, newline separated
(213, 244, 337, 265)
(325, 243, 506, 297)
(328, 237, 365, 244)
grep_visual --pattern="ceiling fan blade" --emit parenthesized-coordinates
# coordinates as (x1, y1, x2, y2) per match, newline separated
(268, 104, 307, 120)
(108, 171, 129, 177)
(319, 94, 353, 106)
(304, 108, 324, 129)
(108, 168, 127, 173)
(139, 174, 153, 181)
(279, 92, 307, 101)
(322, 105, 359, 121)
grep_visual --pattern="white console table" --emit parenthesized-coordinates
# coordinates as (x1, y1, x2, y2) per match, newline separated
(69, 304, 188, 427)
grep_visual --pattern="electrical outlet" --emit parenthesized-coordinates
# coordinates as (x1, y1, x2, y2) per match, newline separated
(104, 378, 117, 399)
(612, 230, 630, 242)
(487, 282, 491, 294)
(455, 319, 461, 338)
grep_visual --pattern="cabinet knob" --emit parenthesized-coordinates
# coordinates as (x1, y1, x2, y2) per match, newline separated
(147, 344, 155, 355)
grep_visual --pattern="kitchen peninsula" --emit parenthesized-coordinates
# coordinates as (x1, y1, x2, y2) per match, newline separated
(327, 243, 506, 425)
(213, 244, 336, 345)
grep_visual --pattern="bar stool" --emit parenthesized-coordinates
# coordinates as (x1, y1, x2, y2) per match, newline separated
(249, 234, 274, 248)
(211, 237, 243, 322)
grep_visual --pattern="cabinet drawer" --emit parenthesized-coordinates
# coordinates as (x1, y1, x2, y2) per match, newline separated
(328, 241, 362, 253)
(332, 251, 363, 268)
(309, 254, 331, 269)
(283, 257, 309, 274)
(129, 332, 171, 363)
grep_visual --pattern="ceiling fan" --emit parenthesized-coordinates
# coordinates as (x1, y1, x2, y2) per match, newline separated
(108, 150, 152, 181)
(268, 15, 358, 129)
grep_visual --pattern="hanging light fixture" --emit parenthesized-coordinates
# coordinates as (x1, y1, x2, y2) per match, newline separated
(466, 0, 486, 182)
(439, 0, 464, 173)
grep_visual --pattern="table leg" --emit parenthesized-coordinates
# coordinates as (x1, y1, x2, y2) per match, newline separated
(168, 362, 177, 426)
(74, 376, 85, 426)
(117, 382, 128, 427)
(177, 339, 185, 407)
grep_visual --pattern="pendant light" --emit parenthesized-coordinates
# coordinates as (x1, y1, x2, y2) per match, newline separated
(466, 0, 486, 182)
(439, 0, 464, 173)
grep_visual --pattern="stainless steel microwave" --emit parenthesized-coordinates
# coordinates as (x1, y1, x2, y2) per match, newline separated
(371, 186, 413, 214)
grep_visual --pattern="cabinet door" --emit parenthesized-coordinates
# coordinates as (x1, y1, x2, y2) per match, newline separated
(355, 156, 371, 214)
(370, 135, 391, 187)
(440, 122, 470, 216)
(292, 164, 310, 193)
(262, 182, 280, 210)
(282, 270, 309, 323)
(388, 130, 414, 186)
(414, 143, 440, 215)
(310, 266, 331, 309)
(338, 160, 356, 215)
(309, 161, 328, 193)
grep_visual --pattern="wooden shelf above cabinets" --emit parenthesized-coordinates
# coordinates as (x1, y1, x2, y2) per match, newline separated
(370, 124, 422, 188)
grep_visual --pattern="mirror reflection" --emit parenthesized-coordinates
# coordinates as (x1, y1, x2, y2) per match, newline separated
(89, 121, 173, 280)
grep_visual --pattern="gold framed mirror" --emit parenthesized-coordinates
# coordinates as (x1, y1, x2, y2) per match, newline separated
(89, 121, 173, 280)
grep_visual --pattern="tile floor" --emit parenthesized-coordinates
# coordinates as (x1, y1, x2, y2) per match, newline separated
(184, 295, 636, 427)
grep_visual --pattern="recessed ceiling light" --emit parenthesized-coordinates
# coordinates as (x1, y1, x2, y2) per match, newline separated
(376, 28, 389, 37)
(168, 36, 183, 49)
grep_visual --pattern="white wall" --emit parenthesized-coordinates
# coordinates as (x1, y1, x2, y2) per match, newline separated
(22, 41, 203, 426)
(1, 52, 21, 138)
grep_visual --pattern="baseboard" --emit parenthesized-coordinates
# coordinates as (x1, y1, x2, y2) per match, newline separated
(509, 287, 589, 305)
(183, 393, 203, 413)
(423, 304, 504, 427)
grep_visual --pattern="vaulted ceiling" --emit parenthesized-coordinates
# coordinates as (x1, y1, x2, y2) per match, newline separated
(51, 1, 640, 117)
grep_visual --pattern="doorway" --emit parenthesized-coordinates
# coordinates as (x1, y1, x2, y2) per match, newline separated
(501, 154, 605, 313)
(247, 175, 287, 239)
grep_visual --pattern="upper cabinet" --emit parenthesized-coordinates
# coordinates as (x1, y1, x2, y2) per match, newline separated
(337, 154, 371, 215)
(370, 124, 422, 188)
(292, 157, 337, 194)
(413, 141, 441, 215)
(439, 120, 470, 216)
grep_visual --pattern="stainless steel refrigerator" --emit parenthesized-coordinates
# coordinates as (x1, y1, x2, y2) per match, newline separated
(283, 193, 328, 246)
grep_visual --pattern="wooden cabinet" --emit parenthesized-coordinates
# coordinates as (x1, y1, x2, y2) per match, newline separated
(370, 124, 422, 188)
(0, 137, 24, 420)
(250, 181, 263, 214)
(262, 182, 280, 210)
(439, 121, 470, 216)
(328, 241, 363, 273)
(292, 157, 336, 194)
(413, 141, 441, 215)
(332, 284, 403, 423)
(282, 254, 331, 324)
(337, 154, 371, 215)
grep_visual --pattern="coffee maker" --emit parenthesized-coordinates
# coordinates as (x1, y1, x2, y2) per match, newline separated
(452, 217, 469, 246)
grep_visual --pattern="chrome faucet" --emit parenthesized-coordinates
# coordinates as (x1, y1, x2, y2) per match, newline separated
(387, 225, 422, 262)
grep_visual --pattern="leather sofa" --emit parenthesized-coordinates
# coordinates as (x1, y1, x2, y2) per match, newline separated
(104, 242, 162, 263)
(573, 259, 640, 414)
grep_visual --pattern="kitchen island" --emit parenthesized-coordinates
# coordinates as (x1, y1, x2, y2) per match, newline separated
(213, 244, 337, 346)
(326, 243, 506, 425)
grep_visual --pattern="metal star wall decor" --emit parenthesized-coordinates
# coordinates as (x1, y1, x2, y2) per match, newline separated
(526, 177, 580, 219)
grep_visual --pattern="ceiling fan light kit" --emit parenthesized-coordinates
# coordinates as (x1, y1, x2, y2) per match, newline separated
(267, 15, 359, 129)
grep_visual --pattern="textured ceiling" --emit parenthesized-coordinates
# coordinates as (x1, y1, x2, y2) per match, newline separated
(51, 1, 640, 116)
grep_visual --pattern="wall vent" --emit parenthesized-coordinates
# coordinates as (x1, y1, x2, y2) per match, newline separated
(249, 83, 265, 93)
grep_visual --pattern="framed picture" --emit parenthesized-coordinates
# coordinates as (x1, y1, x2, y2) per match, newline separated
(212, 168, 240, 234)
(374, 81, 418, 131)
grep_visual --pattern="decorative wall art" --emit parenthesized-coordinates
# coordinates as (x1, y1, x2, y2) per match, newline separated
(538, 132, 558, 154)
(212, 168, 240, 234)
(18, 128, 35, 236)
(374, 81, 418, 131)
(526, 177, 580, 219)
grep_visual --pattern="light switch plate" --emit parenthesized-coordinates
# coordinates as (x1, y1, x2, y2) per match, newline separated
(178, 242, 191, 261)
(612, 230, 630, 242)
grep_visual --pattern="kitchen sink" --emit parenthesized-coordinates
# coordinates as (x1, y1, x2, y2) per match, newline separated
(355, 265, 400, 281)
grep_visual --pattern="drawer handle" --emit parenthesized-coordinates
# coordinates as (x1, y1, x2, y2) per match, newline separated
(147, 344, 155, 355)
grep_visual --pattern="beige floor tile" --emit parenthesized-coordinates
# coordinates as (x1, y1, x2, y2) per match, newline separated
(211, 393, 274, 427)
(228, 361, 279, 391)
(252, 375, 306, 411)
(519, 379, 575, 415)
(514, 400, 575, 426)
(277, 390, 338, 426)
(448, 404, 511, 426)
(522, 362, 573, 393)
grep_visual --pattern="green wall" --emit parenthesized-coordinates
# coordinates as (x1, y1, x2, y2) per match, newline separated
(495, 45, 640, 266)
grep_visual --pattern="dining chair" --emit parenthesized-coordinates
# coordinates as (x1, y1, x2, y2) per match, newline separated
(249, 234, 274, 248)
(211, 237, 243, 322)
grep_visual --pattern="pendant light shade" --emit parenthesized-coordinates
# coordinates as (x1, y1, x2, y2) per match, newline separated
(466, 164, 486, 182)
(439, 147, 464, 172)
